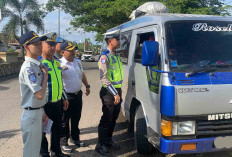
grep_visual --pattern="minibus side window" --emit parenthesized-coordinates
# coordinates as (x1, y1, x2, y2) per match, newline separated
(134, 32, 155, 63)
(134, 31, 161, 93)
(117, 31, 132, 64)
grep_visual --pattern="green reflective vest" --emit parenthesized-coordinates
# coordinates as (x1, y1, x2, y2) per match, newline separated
(101, 53, 124, 88)
(41, 59, 63, 102)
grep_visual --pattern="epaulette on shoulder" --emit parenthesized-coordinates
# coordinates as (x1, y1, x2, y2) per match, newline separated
(98, 49, 110, 61)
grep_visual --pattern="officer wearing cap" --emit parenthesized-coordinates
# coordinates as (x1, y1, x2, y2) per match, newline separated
(19, 31, 48, 157)
(95, 34, 123, 156)
(54, 37, 66, 59)
(39, 33, 70, 157)
(59, 41, 90, 152)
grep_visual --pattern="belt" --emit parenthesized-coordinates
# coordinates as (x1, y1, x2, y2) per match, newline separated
(67, 91, 80, 96)
(24, 106, 44, 110)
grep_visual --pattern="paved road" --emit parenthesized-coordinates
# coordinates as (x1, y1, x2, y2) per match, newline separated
(0, 62, 232, 157)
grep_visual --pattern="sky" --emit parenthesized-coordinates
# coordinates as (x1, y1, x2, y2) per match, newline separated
(0, 0, 232, 45)
(0, 0, 98, 44)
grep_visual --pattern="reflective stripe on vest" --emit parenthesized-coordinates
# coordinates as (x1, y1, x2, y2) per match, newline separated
(42, 59, 63, 102)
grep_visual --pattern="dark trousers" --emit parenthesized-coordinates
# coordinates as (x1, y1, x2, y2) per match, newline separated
(40, 101, 63, 155)
(60, 90, 83, 146)
(99, 87, 122, 138)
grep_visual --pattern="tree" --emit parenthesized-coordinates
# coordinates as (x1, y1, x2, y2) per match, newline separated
(1, 0, 46, 57)
(46, 0, 231, 42)
(161, 0, 232, 16)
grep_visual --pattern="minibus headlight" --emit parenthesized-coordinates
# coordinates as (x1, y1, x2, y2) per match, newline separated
(172, 121, 195, 135)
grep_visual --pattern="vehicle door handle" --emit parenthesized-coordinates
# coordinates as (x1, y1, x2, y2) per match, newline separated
(132, 80, 135, 86)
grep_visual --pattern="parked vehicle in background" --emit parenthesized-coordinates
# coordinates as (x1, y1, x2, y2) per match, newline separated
(81, 51, 95, 62)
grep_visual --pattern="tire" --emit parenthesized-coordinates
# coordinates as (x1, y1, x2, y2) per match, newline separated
(134, 105, 153, 154)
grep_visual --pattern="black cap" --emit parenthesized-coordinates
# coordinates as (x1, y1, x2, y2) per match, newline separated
(105, 34, 120, 43)
(19, 31, 47, 45)
(60, 41, 78, 51)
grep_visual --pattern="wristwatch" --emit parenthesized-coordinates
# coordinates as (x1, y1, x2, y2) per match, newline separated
(86, 85, 90, 89)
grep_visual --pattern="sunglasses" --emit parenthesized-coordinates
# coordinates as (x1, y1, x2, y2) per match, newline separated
(46, 41, 56, 46)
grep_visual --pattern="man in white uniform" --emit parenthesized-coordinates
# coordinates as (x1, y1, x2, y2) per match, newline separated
(59, 41, 90, 152)
(19, 31, 48, 157)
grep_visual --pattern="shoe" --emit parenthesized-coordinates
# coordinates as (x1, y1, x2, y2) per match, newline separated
(41, 154, 50, 157)
(105, 138, 121, 150)
(51, 152, 70, 157)
(95, 143, 110, 156)
(61, 145, 73, 153)
(70, 139, 86, 147)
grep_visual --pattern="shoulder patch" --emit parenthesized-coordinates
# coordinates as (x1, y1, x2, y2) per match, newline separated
(101, 58, 106, 64)
(28, 74, 37, 83)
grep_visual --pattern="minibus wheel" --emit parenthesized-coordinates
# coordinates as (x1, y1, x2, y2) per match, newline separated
(134, 105, 153, 154)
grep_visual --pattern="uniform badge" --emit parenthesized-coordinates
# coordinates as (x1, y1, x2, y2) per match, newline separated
(101, 58, 106, 64)
(28, 74, 36, 83)
(56, 62, 60, 67)
(62, 66, 68, 70)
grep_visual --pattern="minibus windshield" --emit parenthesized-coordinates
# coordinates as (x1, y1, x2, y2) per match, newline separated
(166, 21, 232, 72)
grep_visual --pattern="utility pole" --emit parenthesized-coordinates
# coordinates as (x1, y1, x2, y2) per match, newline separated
(0, 9, 2, 21)
(58, 7, 60, 37)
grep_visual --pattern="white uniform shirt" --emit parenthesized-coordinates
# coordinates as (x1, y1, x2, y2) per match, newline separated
(60, 57, 83, 93)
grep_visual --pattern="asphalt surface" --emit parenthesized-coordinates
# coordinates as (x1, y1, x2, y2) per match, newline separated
(0, 61, 232, 157)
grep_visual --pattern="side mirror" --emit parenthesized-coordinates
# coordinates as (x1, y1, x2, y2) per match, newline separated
(142, 41, 159, 66)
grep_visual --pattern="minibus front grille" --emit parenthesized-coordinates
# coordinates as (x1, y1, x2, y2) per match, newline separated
(196, 120, 232, 137)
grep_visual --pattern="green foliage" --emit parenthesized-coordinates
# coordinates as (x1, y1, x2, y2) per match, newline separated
(46, 0, 231, 42)
(7, 47, 14, 53)
(161, 0, 231, 16)
(0, 0, 46, 39)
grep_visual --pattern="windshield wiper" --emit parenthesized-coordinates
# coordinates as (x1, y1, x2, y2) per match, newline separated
(186, 67, 219, 77)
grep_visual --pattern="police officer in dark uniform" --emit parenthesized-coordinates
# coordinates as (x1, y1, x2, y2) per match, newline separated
(95, 33, 123, 156)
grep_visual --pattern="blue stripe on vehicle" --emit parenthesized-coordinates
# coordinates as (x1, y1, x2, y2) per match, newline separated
(160, 85, 175, 116)
(160, 137, 220, 154)
(169, 72, 232, 85)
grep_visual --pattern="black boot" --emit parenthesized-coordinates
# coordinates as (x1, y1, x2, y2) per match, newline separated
(105, 137, 121, 150)
(105, 123, 121, 150)
(95, 127, 110, 156)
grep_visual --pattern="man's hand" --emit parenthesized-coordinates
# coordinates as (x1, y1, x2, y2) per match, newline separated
(41, 64, 48, 79)
(42, 112, 48, 126)
(114, 94, 120, 105)
(63, 100, 69, 111)
(85, 88, 90, 96)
